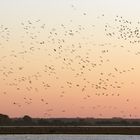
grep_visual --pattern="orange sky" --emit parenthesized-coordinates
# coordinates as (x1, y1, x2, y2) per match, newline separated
(0, 0, 140, 118)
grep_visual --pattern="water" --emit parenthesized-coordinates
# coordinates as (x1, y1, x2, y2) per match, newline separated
(0, 135, 139, 140)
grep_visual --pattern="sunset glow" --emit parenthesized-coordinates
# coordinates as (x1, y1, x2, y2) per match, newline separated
(0, 0, 140, 118)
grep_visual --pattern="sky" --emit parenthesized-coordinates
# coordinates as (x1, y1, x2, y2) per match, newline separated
(0, 0, 140, 118)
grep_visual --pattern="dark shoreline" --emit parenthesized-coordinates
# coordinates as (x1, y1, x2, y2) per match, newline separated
(0, 126, 140, 135)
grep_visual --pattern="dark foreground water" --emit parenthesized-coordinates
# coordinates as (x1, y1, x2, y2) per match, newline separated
(0, 135, 139, 140)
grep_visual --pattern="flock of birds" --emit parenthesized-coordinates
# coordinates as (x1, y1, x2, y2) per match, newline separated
(0, 9, 140, 118)
(105, 16, 140, 44)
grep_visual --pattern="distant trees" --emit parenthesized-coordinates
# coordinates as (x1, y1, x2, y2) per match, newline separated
(22, 115, 33, 125)
(23, 115, 32, 121)
(1, 113, 140, 126)
(0, 114, 11, 125)
(0, 114, 34, 126)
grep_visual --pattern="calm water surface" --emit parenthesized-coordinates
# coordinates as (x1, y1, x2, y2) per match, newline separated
(0, 135, 139, 140)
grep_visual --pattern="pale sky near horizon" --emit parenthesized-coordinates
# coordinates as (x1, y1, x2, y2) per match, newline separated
(0, 0, 140, 118)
